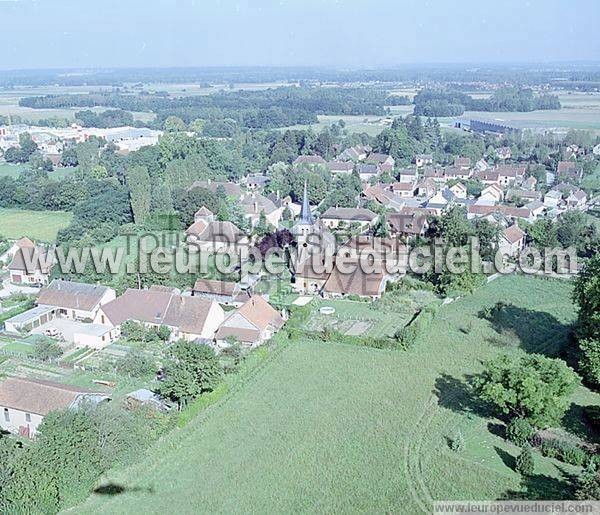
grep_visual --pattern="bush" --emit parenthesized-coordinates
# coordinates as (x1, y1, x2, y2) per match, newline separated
(450, 431, 465, 452)
(583, 405, 600, 432)
(116, 350, 155, 378)
(539, 439, 588, 466)
(121, 320, 147, 341)
(33, 338, 63, 362)
(515, 445, 534, 476)
(506, 417, 535, 447)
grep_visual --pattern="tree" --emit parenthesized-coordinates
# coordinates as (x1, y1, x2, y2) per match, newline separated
(163, 116, 186, 132)
(116, 350, 155, 377)
(427, 206, 471, 247)
(515, 445, 534, 476)
(156, 341, 222, 408)
(253, 211, 271, 238)
(573, 255, 600, 386)
(575, 466, 600, 500)
(34, 338, 63, 362)
(473, 354, 579, 428)
(125, 165, 151, 225)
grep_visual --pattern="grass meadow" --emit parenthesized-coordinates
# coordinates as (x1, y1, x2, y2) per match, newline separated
(71, 275, 597, 513)
(0, 208, 72, 241)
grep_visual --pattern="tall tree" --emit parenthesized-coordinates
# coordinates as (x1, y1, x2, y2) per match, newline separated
(125, 165, 151, 225)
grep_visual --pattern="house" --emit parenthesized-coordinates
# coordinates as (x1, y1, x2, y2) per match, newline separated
(444, 166, 471, 181)
(474, 159, 489, 172)
(426, 188, 455, 213)
(506, 188, 542, 203)
(191, 279, 250, 306)
(526, 200, 546, 219)
(449, 182, 467, 199)
(0, 377, 109, 438)
(328, 161, 355, 175)
(397, 168, 418, 183)
(188, 180, 242, 198)
(566, 189, 587, 210)
(8, 245, 53, 285)
(414, 178, 438, 198)
(544, 190, 563, 209)
(496, 165, 525, 187)
(240, 193, 282, 227)
(454, 157, 471, 170)
(521, 176, 537, 191)
(556, 161, 582, 181)
(387, 209, 430, 241)
(244, 174, 270, 190)
(320, 207, 378, 231)
(95, 287, 225, 342)
(215, 295, 284, 347)
(2, 236, 35, 263)
(186, 220, 248, 252)
(414, 154, 433, 167)
(291, 253, 333, 294)
(499, 224, 526, 258)
(390, 181, 416, 198)
(366, 152, 395, 172)
(475, 170, 501, 185)
(356, 163, 380, 182)
(194, 206, 215, 223)
(495, 147, 512, 160)
(337, 144, 370, 162)
(293, 155, 326, 166)
(37, 280, 116, 321)
(479, 184, 504, 204)
(323, 260, 387, 300)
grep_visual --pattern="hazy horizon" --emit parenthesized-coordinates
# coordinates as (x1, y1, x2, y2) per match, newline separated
(0, 0, 598, 70)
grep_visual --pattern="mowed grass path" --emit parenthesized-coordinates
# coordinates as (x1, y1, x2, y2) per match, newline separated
(0, 208, 72, 241)
(72, 276, 595, 514)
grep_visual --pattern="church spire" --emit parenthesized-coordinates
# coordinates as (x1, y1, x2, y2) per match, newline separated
(299, 180, 314, 225)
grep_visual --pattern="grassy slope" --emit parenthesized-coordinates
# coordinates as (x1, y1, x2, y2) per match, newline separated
(0, 208, 72, 241)
(72, 276, 596, 514)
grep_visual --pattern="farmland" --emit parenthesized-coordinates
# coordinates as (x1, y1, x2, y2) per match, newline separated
(0, 208, 72, 241)
(72, 275, 596, 513)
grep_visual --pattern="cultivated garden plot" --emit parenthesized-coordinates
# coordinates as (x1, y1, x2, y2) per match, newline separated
(304, 289, 438, 338)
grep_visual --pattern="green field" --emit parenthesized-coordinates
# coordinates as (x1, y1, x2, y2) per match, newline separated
(0, 163, 28, 178)
(0, 208, 72, 241)
(72, 275, 596, 513)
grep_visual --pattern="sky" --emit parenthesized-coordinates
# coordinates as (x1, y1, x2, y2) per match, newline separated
(0, 0, 598, 70)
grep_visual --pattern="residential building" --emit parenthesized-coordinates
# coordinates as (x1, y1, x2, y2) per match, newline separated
(215, 295, 284, 347)
(8, 245, 53, 285)
(37, 280, 116, 321)
(0, 377, 109, 438)
(191, 279, 250, 306)
(414, 154, 433, 167)
(499, 224, 526, 258)
(95, 287, 225, 342)
(320, 207, 378, 231)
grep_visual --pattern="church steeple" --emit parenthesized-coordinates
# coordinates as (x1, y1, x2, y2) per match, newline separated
(299, 180, 314, 225)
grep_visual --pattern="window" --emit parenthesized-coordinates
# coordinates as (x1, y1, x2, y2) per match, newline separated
(3, 408, 9, 422)
(25, 413, 31, 422)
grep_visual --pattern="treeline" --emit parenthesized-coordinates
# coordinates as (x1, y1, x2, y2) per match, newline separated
(413, 87, 561, 117)
(19, 87, 396, 130)
(3, 64, 600, 88)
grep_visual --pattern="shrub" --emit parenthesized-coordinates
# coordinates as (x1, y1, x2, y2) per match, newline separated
(515, 445, 534, 476)
(450, 431, 465, 452)
(121, 320, 146, 341)
(34, 339, 63, 362)
(583, 405, 600, 432)
(539, 439, 588, 466)
(116, 350, 155, 378)
(506, 417, 535, 447)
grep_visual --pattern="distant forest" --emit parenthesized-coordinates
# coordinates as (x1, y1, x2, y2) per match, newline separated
(19, 87, 410, 130)
(413, 87, 561, 117)
(2, 64, 600, 87)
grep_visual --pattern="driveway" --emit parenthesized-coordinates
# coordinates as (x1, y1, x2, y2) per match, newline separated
(0, 278, 41, 299)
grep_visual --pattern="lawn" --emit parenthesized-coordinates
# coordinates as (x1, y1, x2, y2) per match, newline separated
(71, 275, 596, 513)
(0, 341, 35, 355)
(0, 163, 28, 178)
(0, 208, 72, 241)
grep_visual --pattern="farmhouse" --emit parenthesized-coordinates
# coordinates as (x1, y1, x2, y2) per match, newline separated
(320, 207, 378, 231)
(215, 295, 284, 347)
(499, 224, 526, 258)
(95, 287, 225, 341)
(37, 279, 116, 321)
(8, 245, 53, 285)
(0, 377, 109, 438)
(192, 278, 250, 306)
